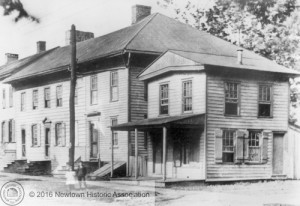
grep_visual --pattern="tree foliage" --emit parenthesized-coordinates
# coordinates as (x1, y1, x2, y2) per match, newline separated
(0, 0, 39, 22)
(158, 0, 300, 123)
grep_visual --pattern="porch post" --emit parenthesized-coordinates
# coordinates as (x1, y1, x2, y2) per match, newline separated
(111, 129, 114, 178)
(135, 128, 138, 179)
(163, 126, 167, 181)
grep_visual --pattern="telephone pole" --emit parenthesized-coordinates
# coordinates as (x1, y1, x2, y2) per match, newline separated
(69, 24, 77, 171)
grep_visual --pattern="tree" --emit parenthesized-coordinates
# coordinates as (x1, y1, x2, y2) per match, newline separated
(0, 0, 39, 22)
(158, 0, 300, 123)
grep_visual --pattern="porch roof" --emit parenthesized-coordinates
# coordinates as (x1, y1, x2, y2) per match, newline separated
(111, 113, 205, 131)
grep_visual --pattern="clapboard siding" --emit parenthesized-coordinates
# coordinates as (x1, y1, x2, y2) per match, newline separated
(13, 77, 86, 171)
(206, 72, 289, 180)
(84, 67, 129, 162)
(148, 72, 206, 118)
(129, 67, 148, 156)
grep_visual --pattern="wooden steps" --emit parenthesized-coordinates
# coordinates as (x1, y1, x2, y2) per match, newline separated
(88, 161, 126, 180)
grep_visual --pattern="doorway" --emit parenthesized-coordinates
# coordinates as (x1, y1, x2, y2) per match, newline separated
(21, 129, 26, 158)
(89, 121, 98, 158)
(152, 130, 163, 175)
(45, 128, 50, 158)
(273, 133, 284, 175)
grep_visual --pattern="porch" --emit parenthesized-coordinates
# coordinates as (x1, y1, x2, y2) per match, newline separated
(111, 113, 205, 181)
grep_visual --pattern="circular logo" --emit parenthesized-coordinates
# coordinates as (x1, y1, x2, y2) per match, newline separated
(0, 182, 25, 206)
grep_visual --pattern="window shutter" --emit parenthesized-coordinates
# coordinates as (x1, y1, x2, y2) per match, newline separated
(235, 130, 248, 163)
(75, 121, 79, 146)
(37, 124, 41, 147)
(62, 123, 66, 147)
(4, 121, 9, 143)
(261, 130, 271, 163)
(244, 131, 249, 161)
(215, 129, 223, 163)
(54, 124, 58, 146)
(11, 120, 15, 142)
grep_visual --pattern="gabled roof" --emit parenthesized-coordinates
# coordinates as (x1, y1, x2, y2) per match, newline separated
(3, 12, 299, 83)
(138, 50, 300, 80)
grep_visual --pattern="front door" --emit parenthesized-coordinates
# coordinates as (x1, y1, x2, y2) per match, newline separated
(152, 130, 163, 175)
(89, 121, 98, 158)
(21, 129, 26, 158)
(273, 133, 284, 175)
(45, 128, 50, 158)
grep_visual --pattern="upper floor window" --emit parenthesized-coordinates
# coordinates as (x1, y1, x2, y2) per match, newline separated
(56, 85, 62, 107)
(110, 71, 118, 101)
(2, 89, 6, 109)
(225, 82, 240, 116)
(21, 92, 26, 111)
(182, 80, 192, 112)
(160, 84, 169, 115)
(32, 90, 38, 110)
(111, 118, 118, 146)
(44, 87, 50, 108)
(32, 124, 38, 146)
(90, 75, 98, 105)
(9, 86, 13, 108)
(258, 85, 272, 117)
(222, 129, 235, 163)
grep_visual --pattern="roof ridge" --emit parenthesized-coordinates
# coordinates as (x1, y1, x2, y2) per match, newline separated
(124, 13, 159, 51)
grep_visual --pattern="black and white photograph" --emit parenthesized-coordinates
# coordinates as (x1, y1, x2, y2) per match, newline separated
(0, 0, 300, 205)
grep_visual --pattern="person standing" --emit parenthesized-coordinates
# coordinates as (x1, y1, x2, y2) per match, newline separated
(76, 161, 87, 189)
(65, 167, 76, 191)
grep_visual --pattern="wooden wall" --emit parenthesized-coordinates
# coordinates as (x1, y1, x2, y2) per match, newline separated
(84, 67, 129, 162)
(285, 125, 300, 179)
(206, 71, 289, 180)
(147, 72, 206, 118)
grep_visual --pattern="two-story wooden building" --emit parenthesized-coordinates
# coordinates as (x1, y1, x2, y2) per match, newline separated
(112, 48, 299, 181)
(0, 5, 298, 180)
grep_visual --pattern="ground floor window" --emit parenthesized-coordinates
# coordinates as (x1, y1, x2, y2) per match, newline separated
(222, 130, 235, 163)
(249, 130, 261, 162)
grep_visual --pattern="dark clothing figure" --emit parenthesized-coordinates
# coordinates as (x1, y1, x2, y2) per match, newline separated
(76, 163, 87, 189)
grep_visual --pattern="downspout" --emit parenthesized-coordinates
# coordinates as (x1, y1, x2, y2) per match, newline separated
(123, 51, 131, 176)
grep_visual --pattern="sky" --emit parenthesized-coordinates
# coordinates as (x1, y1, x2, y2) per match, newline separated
(0, 0, 214, 65)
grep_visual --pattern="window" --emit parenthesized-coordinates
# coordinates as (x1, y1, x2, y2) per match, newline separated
(160, 84, 169, 115)
(258, 85, 272, 117)
(56, 85, 62, 107)
(74, 88, 78, 105)
(2, 89, 6, 109)
(21, 92, 26, 111)
(8, 120, 14, 143)
(248, 131, 261, 162)
(32, 124, 38, 146)
(1, 121, 5, 143)
(32, 90, 38, 110)
(183, 80, 192, 112)
(90, 75, 98, 105)
(111, 118, 118, 146)
(222, 130, 235, 162)
(110, 71, 118, 101)
(9, 86, 13, 108)
(225, 82, 239, 115)
(55, 123, 65, 146)
(44, 88, 50, 108)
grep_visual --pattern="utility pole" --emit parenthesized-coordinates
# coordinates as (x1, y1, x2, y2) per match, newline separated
(69, 24, 77, 171)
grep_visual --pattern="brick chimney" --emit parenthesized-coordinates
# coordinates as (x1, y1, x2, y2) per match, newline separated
(37, 41, 46, 53)
(5, 53, 19, 64)
(65, 30, 94, 46)
(132, 5, 151, 24)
